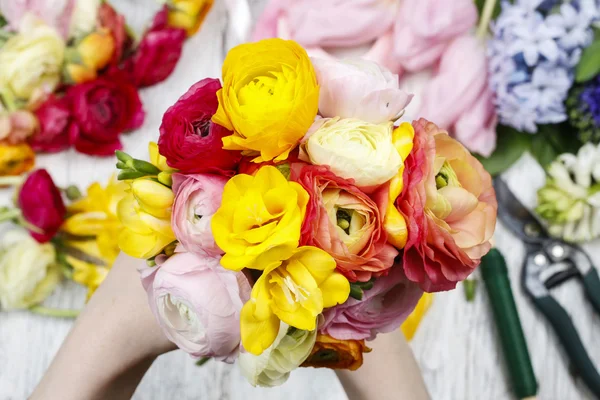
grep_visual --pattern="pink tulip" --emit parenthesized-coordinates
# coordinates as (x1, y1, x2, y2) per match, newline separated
(392, 0, 477, 71)
(171, 173, 227, 257)
(253, 0, 398, 48)
(417, 35, 497, 155)
(144, 251, 251, 362)
(321, 264, 423, 341)
(312, 57, 412, 124)
(0, 0, 75, 38)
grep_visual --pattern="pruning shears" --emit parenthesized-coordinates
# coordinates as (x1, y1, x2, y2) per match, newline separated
(494, 177, 600, 398)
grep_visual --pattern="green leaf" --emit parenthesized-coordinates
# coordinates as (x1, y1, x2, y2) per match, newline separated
(463, 279, 478, 302)
(196, 357, 211, 366)
(575, 40, 600, 83)
(529, 124, 581, 168)
(475, 125, 532, 176)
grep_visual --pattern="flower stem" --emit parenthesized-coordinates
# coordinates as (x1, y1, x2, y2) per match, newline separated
(0, 175, 25, 187)
(0, 207, 21, 223)
(0, 88, 17, 112)
(477, 0, 498, 39)
(29, 305, 80, 319)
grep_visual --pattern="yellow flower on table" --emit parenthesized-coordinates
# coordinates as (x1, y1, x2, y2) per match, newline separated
(240, 246, 349, 355)
(212, 165, 309, 271)
(167, 0, 214, 36)
(0, 143, 35, 177)
(65, 29, 115, 84)
(212, 39, 320, 163)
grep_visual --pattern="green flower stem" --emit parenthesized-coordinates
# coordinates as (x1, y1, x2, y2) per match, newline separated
(0, 175, 25, 187)
(0, 207, 21, 223)
(29, 305, 80, 319)
(0, 88, 17, 112)
(477, 0, 497, 39)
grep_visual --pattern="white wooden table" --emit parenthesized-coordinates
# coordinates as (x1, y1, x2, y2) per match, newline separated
(1, 1, 599, 399)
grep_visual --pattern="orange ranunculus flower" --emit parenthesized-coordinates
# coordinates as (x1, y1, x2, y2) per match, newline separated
(301, 334, 371, 371)
(396, 118, 497, 292)
(167, 0, 214, 36)
(65, 29, 115, 84)
(0, 143, 35, 176)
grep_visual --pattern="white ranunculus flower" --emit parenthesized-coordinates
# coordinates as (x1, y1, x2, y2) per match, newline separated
(0, 229, 60, 310)
(301, 117, 402, 190)
(0, 16, 65, 100)
(311, 57, 413, 124)
(238, 323, 317, 387)
(68, 0, 101, 38)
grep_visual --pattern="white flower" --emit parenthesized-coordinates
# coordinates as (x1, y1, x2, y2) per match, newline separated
(301, 117, 402, 190)
(238, 323, 317, 387)
(69, 0, 101, 38)
(0, 229, 60, 310)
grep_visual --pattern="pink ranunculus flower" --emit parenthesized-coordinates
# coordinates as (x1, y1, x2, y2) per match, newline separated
(0, 110, 38, 145)
(252, 0, 399, 48)
(417, 36, 497, 156)
(320, 264, 423, 340)
(396, 119, 497, 292)
(312, 58, 412, 124)
(144, 251, 251, 362)
(29, 95, 75, 153)
(392, 0, 477, 72)
(0, 0, 75, 38)
(171, 173, 227, 257)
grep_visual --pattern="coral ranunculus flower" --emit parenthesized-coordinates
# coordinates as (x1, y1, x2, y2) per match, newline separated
(292, 164, 398, 282)
(212, 39, 320, 163)
(211, 166, 309, 271)
(301, 334, 371, 371)
(396, 119, 497, 292)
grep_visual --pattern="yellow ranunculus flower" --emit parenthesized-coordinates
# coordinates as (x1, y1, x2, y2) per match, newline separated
(384, 122, 414, 249)
(0, 17, 65, 100)
(240, 246, 350, 355)
(65, 29, 115, 84)
(167, 0, 214, 36)
(212, 165, 309, 271)
(212, 39, 320, 163)
(0, 143, 35, 176)
(61, 177, 127, 297)
(301, 117, 402, 189)
(117, 178, 176, 259)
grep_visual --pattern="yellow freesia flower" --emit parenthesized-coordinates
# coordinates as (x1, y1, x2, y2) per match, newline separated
(61, 177, 127, 296)
(240, 246, 350, 355)
(167, 0, 214, 36)
(384, 122, 415, 249)
(212, 39, 320, 163)
(212, 166, 309, 271)
(117, 178, 176, 259)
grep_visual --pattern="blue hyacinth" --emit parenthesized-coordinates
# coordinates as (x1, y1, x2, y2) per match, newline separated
(488, 0, 599, 133)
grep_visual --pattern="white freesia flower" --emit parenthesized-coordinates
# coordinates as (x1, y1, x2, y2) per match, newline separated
(238, 323, 317, 387)
(0, 16, 65, 100)
(301, 117, 402, 190)
(69, 0, 101, 38)
(0, 229, 60, 310)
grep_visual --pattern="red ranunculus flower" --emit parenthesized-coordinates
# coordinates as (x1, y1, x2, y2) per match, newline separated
(291, 164, 398, 282)
(128, 8, 186, 87)
(18, 169, 66, 243)
(29, 95, 76, 153)
(67, 71, 144, 156)
(158, 78, 241, 174)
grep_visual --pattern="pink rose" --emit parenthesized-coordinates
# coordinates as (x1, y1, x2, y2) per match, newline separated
(0, 0, 75, 38)
(321, 264, 423, 340)
(312, 57, 412, 124)
(396, 119, 497, 292)
(144, 251, 251, 362)
(252, 0, 398, 48)
(392, 0, 477, 72)
(171, 173, 227, 257)
(292, 164, 398, 283)
(29, 95, 75, 153)
(128, 8, 187, 87)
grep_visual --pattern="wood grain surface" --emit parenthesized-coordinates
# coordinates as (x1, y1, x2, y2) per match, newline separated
(0, 1, 598, 399)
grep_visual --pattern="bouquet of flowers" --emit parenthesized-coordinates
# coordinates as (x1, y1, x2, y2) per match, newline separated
(114, 38, 497, 387)
(0, 0, 214, 176)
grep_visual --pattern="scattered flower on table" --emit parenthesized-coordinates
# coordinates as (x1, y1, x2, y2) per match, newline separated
(537, 142, 600, 243)
(0, 142, 35, 176)
(113, 38, 498, 386)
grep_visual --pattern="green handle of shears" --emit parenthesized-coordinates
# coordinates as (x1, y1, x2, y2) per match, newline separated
(583, 268, 600, 316)
(481, 249, 538, 399)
